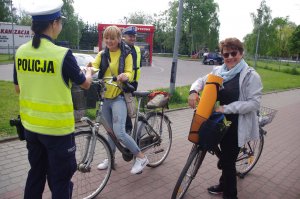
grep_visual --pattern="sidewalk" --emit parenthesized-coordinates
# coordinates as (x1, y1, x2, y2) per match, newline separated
(1, 89, 300, 199)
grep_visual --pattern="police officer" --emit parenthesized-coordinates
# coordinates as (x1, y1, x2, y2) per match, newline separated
(13, 1, 92, 198)
(122, 26, 142, 90)
(122, 26, 142, 134)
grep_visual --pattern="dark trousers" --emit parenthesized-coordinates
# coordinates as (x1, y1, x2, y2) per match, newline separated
(219, 122, 240, 199)
(125, 81, 138, 133)
(125, 115, 133, 133)
(24, 130, 77, 199)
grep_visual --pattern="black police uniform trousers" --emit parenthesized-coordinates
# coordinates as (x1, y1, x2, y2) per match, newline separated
(24, 129, 76, 199)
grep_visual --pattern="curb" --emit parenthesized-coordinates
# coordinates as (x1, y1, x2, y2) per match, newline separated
(1, 88, 299, 143)
(0, 135, 19, 143)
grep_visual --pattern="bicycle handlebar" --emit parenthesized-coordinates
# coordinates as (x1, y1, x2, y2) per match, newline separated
(102, 76, 135, 93)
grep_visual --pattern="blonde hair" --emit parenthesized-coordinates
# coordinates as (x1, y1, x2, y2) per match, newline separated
(103, 25, 122, 41)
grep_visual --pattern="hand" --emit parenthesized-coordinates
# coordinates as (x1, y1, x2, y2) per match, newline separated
(86, 62, 92, 68)
(215, 105, 224, 113)
(188, 93, 199, 109)
(117, 73, 128, 82)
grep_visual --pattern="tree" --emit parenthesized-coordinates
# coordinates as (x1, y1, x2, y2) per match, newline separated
(79, 23, 98, 50)
(152, 12, 174, 53)
(289, 25, 300, 59)
(0, 0, 11, 22)
(18, 9, 31, 26)
(244, 1, 297, 58)
(167, 0, 220, 55)
(127, 11, 153, 24)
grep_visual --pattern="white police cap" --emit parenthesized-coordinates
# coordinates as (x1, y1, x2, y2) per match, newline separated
(25, 0, 65, 21)
(122, 26, 138, 35)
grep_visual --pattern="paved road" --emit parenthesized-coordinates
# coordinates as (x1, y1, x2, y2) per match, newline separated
(0, 56, 212, 90)
(0, 64, 13, 81)
(139, 57, 213, 91)
(1, 58, 300, 199)
(1, 89, 300, 199)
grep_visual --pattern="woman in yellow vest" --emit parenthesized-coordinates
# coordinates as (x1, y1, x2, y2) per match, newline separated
(91, 26, 149, 174)
(13, 1, 92, 198)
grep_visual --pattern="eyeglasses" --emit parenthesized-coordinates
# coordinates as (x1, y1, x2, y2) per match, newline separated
(222, 51, 238, 58)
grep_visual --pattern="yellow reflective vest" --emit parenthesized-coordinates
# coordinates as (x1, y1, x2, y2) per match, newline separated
(134, 46, 141, 81)
(15, 38, 75, 135)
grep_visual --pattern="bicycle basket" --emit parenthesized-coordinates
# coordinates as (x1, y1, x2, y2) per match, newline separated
(85, 83, 100, 109)
(71, 82, 101, 110)
(71, 84, 87, 110)
(198, 112, 229, 151)
(146, 91, 170, 109)
(258, 106, 277, 127)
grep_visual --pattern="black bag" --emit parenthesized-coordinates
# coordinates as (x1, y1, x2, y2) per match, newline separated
(198, 112, 228, 150)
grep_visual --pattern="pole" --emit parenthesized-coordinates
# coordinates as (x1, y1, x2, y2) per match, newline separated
(254, 28, 260, 68)
(170, 0, 184, 94)
(10, 0, 15, 56)
(254, 9, 262, 69)
(77, 16, 80, 50)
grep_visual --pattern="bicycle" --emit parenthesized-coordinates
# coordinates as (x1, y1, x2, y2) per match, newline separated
(72, 77, 172, 199)
(171, 106, 277, 199)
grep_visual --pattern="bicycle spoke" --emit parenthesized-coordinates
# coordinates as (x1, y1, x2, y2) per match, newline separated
(236, 133, 264, 177)
(72, 131, 112, 199)
(137, 112, 172, 167)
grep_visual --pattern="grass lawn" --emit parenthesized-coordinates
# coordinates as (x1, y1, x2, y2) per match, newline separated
(1, 68, 300, 138)
(0, 81, 19, 138)
(0, 54, 14, 64)
(246, 59, 300, 74)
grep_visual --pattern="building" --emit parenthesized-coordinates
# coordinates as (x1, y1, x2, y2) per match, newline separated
(0, 22, 33, 54)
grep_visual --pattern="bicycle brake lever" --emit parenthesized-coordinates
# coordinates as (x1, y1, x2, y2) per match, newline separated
(123, 81, 135, 93)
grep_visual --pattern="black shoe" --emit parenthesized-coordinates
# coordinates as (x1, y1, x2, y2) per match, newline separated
(207, 184, 223, 195)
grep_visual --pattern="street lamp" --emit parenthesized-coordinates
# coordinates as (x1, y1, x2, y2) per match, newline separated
(77, 15, 80, 50)
(169, 0, 184, 94)
(5, 0, 16, 56)
(254, 9, 262, 69)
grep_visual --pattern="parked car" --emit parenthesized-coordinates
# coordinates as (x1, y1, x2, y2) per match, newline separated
(73, 53, 95, 67)
(202, 52, 224, 65)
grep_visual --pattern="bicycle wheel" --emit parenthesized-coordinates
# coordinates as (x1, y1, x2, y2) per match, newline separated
(137, 111, 172, 167)
(236, 131, 264, 178)
(72, 130, 113, 199)
(171, 146, 206, 199)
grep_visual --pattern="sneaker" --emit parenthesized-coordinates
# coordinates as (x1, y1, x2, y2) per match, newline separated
(97, 159, 108, 170)
(130, 156, 149, 174)
(207, 184, 223, 195)
(97, 158, 116, 170)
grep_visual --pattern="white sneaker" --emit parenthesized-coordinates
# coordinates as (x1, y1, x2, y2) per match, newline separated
(130, 156, 149, 174)
(97, 159, 108, 170)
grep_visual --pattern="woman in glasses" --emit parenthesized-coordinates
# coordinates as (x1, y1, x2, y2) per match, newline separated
(188, 38, 262, 199)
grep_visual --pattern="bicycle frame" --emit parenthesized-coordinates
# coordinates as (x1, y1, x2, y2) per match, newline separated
(81, 78, 165, 160)
(132, 94, 164, 151)
(204, 125, 266, 172)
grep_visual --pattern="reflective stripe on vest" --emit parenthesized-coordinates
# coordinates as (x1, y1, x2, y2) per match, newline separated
(15, 38, 74, 135)
(134, 45, 141, 81)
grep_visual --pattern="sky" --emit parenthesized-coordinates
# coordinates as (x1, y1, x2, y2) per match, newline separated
(12, 0, 300, 41)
